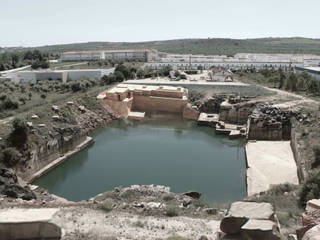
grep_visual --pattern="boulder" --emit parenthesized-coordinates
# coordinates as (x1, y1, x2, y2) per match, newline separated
(220, 201, 275, 234)
(306, 199, 320, 212)
(289, 234, 298, 240)
(297, 225, 316, 240)
(241, 219, 280, 240)
(302, 225, 320, 240)
(3, 184, 36, 200)
(203, 208, 218, 215)
(51, 105, 59, 112)
(0, 208, 61, 240)
(182, 191, 201, 199)
(31, 114, 39, 119)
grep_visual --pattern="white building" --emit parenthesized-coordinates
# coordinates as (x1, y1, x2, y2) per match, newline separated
(7, 68, 115, 84)
(295, 66, 320, 80)
(61, 49, 158, 62)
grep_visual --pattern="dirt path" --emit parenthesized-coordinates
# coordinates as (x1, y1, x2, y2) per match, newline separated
(52, 206, 220, 240)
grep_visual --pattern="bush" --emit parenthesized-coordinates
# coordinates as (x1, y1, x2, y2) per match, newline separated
(101, 199, 113, 212)
(2, 97, 19, 110)
(71, 82, 81, 92)
(9, 118, 28, 148)
(165, 205, 179, 217)
(1, 147, 21, 167)
(161, 193, 175, 202)
(299, 169, 320, 207)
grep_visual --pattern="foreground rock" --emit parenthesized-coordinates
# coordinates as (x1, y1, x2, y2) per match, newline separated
(302, 225, 320, 240)
(0, 208, 61, 240)
(297, 199, 320, 240)
(0, 168, 36, 200)
(220, 201, 280, 239)
(241, 219, 280, 240)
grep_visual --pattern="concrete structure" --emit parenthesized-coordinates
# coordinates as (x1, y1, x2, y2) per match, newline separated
(6, 68, 114, 84)
(209, 69, 234, 82)
(246, 141, 299, 196)
(295, 66, 320, 80)
(0, 208, 61, 240)
(144, 53, 320, 70)
(97, 84, 189, 119)
(61, 49, 158, 62)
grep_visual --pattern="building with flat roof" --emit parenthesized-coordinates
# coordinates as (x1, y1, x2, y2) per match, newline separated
(295, 66, 320, 80)
(61, 49, 158, 62)
(7, 68, 115, 84)
(97, 84, 194, 120)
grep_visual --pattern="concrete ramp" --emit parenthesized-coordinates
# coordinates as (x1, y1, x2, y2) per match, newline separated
(246, 141, 299, 196)
(0, 208, 61, 240)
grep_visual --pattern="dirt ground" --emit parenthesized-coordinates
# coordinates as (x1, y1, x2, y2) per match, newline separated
(51, 206, 220, 240)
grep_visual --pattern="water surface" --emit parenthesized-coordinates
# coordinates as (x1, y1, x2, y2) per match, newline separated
(34, 119, 246, 202)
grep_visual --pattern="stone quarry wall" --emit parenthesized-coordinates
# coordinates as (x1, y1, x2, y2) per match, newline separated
(247, 105, 291, 141)
(17, 127, 87, 181)
(132, 95, 188, 113)
(290, 126, 307, 183)
(219, 105, 252, 124)
(99, 98, 133, 118)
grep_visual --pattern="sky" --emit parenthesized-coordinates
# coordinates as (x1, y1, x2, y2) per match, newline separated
(1, 0, 319, 47)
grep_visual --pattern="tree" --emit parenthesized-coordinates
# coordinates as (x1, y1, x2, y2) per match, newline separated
(278, 69, 286, 89)
(288, 73, 298, 91)
(10, 53, 20, 68)
(1, 147, 21, 167)
(9, 118, 28, 149)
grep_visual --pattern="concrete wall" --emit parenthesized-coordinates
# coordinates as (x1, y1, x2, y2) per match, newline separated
(67, 70, 102, 81)
(219, 106, 252, 124)
(14, 72, 36, 84)
(290, 127, 307, 183)
(36, 72, 68, 83)
(100, 98, 132, 118)
(132, 95, 188, 113)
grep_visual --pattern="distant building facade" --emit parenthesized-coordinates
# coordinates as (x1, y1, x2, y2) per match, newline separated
(8, 68, 115, 84)
(295, 66, 320, 80)
(61, 49, 158, 62)
(97, 84, 189, 119)
(144, 53, 320, 70)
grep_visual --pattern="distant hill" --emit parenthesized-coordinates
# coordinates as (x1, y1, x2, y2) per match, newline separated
(30, 37, 320, 55)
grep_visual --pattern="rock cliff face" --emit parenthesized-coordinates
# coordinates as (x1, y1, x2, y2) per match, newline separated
(247, 104, 292, 140)
(15, 102, 114, 182)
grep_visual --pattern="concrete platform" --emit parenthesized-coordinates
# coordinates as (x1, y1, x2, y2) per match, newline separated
(0, 208, 61, 240)
(197, 113, 219, 127)
(246, 141, 299, 196)
(128, 111, 145, 120)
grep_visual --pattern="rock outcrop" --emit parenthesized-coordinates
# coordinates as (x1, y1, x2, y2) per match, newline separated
(302, 225, 320, 240)
(297, 199, 320, 240)
(220, 201, 280, 239)
(0, 168, 36, 200)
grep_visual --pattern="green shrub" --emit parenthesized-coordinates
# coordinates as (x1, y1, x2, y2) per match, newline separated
(101, 199, 113, 212)
(191, 199, 207, 208)
(165, 205, 179, 217)
(9, 118, 28, 149)
(1, 147, 21, 167)
(161, 193, 175, 202)
(299, 169, 320, 207)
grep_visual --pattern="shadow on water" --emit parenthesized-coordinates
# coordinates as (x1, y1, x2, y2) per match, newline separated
(34, 116, 247, 203)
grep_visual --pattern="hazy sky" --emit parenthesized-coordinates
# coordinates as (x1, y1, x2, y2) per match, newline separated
(1, 0, 319, 47)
